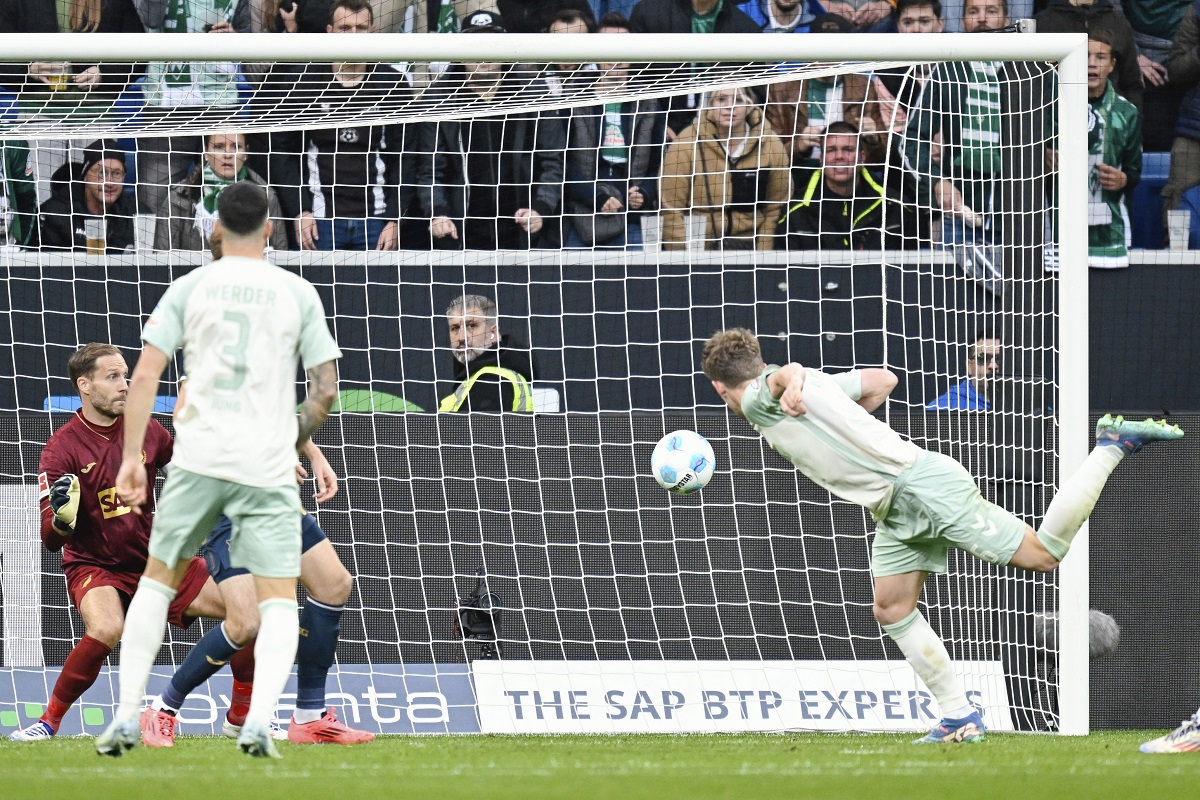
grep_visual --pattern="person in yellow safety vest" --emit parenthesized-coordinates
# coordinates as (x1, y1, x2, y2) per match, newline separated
(777, 120, 919, 251)
(439, 293, 535, 413)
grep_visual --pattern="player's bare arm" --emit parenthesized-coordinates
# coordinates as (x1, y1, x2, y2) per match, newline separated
(768, 363, 807, 416)
(296, 359, 338, 450)
(115, 345, 170, 510)
(300, 439, 339, 502)
(858, 368, 899, 413)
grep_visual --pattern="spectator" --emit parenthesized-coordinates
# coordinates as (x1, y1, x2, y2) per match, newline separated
(1080, 29, 1141, 268)
(779, 121, 919, 251)
(264, 0, 410, 250)
(660, 86, 790, 250)
(925, 333, 1001, 410)
(153, 131, 288, 252)
(1034, 0, 1143, 109)
(944, 0, 1029, 30)
(262, 0, 423, 33)
(498, 0, 595, 31)
(764, 14, 885, 167)
(0, 140, 39, 249)
(902, 0, 1010, 276)
(134, 0, 253, 216)
(822, 0, 895, 31)
(875, 0, 945, 135)
(562, 26, 665, 249)
(629, 0, 760, 136)
(0, 0, 144, 101)
(39, 139, 136, 253)
(894, 0, 943, 30)
(1163, 4, 1200, 219)
(736, 0, 818, 32)
(0, 0, 146, 206)
(416, 11, 567, 249)
(1123, 0, 1188, 150)
(544, 8, 599, 98)
(439, 293, 535, 413)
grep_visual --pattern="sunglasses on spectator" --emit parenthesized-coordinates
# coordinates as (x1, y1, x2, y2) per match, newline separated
(973, 353, 1000, 366)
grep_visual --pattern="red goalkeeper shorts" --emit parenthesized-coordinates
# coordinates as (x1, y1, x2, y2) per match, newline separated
(65, 557, 209, 629)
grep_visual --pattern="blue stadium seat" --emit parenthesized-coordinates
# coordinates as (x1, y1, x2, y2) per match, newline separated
(1130, 151, 1171, 249)
(44, 395, 176, 414)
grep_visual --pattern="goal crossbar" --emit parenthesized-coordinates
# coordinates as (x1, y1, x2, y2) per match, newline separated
(0, 31, 1087, 64)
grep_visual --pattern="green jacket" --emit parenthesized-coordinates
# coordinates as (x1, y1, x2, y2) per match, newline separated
(902, 61, 1005, 213)
(1086, 81, 1142, 268)
(2, 142, 38, 248)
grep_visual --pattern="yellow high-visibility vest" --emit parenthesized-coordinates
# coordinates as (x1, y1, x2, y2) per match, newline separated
(439, 366, 534, 412)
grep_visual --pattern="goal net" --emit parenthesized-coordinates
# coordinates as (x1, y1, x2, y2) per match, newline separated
(0, 30, 1090, 736)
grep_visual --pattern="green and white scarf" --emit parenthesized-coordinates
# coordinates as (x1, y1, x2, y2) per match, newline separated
(194, 161, 247, 241)
(145, 0, 240, 108)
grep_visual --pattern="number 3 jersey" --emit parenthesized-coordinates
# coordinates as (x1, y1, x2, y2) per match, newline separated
(37, 411, 173, 572)
(142, 257, 342, 488)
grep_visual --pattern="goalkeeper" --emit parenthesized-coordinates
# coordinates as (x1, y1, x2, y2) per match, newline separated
(702, 328, 1183, 744)
(10, 343, 226, 742)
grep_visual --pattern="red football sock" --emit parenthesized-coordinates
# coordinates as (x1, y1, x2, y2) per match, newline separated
(42, 635, 112, 731)
(227, 645, 256, 725)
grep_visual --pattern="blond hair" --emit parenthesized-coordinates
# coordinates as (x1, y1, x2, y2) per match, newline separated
(71, 0, 101, 32)
(701, 329, 764, 386)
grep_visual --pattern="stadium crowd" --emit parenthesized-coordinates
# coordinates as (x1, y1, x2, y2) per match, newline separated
(0, 0, 1193, 263)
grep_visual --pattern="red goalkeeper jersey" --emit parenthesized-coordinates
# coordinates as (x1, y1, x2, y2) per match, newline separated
(37, 410, 173, 573)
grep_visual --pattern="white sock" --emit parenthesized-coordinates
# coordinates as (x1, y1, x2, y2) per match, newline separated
(882, 609, 969, 719)
(293, 708, 324, 724)
(245, 599, 299, 731)
(116, 577, 175, 721)
(1037, 446, 1124, 560)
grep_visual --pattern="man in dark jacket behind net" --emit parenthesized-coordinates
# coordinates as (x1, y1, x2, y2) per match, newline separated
(440, 293, 536, 413)
(39, 139, 136, 254)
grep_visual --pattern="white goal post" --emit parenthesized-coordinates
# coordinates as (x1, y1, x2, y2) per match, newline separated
(0, 30, 1091, 735)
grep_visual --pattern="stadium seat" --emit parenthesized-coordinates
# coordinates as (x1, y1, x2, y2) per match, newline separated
(44, 395, 176, 413)
(532, 386, 561, 413)
(1130, 151, 1171, 249)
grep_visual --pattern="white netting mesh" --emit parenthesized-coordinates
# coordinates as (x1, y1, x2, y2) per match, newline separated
(0, 32, 1079, 735)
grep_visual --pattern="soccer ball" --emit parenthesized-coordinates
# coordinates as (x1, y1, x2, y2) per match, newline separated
(651, 430, 716, 495)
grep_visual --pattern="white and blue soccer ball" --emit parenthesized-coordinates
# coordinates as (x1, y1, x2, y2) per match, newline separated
(651, 430, 716, 495)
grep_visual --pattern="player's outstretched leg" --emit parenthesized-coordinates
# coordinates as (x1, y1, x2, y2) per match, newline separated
(1140, 712, 1200, 754)
(1096, 414, 1185, 454)
(1035, 415, 1184, 562)
(10, 635, 112, 741)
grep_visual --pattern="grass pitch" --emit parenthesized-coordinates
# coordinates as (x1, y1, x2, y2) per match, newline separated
(4, 731, 1198, 799)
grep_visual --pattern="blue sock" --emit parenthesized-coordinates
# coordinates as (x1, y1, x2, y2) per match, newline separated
(295, 599, 343, 712)
(161, 622, 241, 712)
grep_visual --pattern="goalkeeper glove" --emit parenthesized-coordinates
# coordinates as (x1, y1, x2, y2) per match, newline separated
(49, 474, 80, 534)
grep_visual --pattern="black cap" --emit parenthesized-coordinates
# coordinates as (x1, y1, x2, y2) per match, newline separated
(80, 139, 124, 178)
(810, 12, 853, 33)
(462, 10, 505, 32)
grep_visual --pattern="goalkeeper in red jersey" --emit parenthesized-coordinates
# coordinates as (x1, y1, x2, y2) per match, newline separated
(9, 343, 229, 741)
